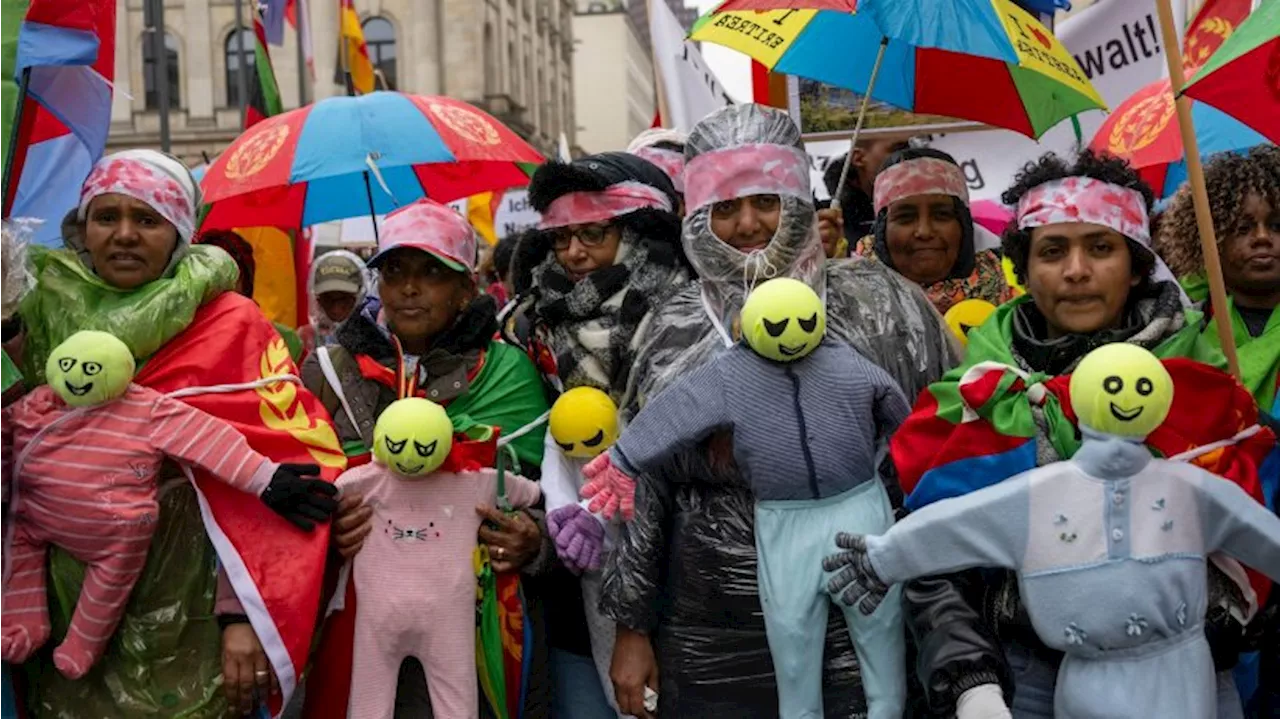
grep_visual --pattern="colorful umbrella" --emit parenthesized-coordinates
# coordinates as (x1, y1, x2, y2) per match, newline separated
(1090, 78, 1269, 198)
(1183, 0, 1280, 145)
(200, 92, 542, 231)
(694, 0, 1105, 139)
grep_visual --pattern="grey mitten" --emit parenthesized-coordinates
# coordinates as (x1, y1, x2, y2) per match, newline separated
(823, 532, 891, 615)
(547, 504, 605, 574)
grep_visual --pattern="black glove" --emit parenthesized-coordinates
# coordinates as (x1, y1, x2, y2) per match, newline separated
(260, 463, 339, 531)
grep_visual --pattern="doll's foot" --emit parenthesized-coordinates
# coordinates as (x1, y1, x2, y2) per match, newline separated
(1, 619, 49, 664)
(53, 642, 96, 679)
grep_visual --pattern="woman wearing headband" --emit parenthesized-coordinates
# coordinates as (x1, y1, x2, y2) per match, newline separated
(854, 148, 1016, 316)
(8, 150, 335, 717)
(600, 104, 955, 718)
(502, 151, 689, 719)
(300, 198, 554, 718)
(894, 150, 1265, 719)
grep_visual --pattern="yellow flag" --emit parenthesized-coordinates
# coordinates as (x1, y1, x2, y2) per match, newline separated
(235, 227, 299, 327)
(468, 191, 498, 246)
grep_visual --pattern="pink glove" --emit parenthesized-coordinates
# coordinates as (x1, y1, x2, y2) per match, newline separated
(547, 504, 605, 574)
(581, 452, 636, 520)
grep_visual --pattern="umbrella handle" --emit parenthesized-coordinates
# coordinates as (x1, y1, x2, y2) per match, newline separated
(830, 36, 889, 213)
(1154, 0, 1241, 381)
(362, 171, 380, 243)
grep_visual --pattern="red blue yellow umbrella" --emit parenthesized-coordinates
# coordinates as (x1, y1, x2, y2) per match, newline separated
(200, 92, 542, 231)
(695, 0, 1105, 139)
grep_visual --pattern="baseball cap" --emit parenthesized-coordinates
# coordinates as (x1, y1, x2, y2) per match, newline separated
(366, 198, 477, 274)
(312, 253, 363, 295)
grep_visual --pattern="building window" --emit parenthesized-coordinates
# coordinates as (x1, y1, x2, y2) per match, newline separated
(363, 17, 396, 90)
(225, 27, 256, 107)
(143, 32, 180, 110)
(484, 23, 496, 95)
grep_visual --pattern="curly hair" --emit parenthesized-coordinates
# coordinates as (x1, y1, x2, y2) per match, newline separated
(1000, 148, 1156, 288)
(1155, 145, 1280, 279)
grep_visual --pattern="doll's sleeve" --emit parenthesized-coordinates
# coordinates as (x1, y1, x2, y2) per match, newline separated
(866, 473, 1032, 585)
(1195, 468, 1280, 582)
(539, 432, 583, 513)
(612, 360, 730, 477)
(503, 472, 542, 510)
(870, 363, 912, 446)
(1, 404, 13, 501)
(148, 393, 276, 495)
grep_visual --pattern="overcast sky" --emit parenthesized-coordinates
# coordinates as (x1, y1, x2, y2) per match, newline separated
(692, 0, 755, 102)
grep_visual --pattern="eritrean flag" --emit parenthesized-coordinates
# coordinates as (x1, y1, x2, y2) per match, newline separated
(138, 292, 346, 716)
(247, 3, 284, 129)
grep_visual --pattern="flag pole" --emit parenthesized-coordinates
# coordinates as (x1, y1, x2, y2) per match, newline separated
(295, 0, 310, 106)
(1154, 0, 1241, 379)
(234, 0, 249, 127)
(647, 0, 671, 127)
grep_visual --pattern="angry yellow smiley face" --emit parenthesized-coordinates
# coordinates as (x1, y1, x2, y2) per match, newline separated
(740, 278, 826, 363)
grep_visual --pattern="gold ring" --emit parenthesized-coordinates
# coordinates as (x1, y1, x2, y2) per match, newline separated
(496, 547, 505, 558)
(255, 670, 269, 678)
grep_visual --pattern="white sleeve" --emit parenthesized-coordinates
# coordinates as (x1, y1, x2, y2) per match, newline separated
(540, 431, 587, 512)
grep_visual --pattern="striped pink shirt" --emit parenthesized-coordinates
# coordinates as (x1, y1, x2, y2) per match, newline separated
(2, 383, 276, 514)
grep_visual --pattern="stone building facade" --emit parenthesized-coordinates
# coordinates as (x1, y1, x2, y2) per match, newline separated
(107, 0, 577, 165)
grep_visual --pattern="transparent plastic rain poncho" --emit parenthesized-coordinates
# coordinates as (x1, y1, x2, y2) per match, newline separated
(306, 249, 371, 344)
(2, 219, 36, 322)
(15, 221, 239, 717)
(600, 104, 959, 717)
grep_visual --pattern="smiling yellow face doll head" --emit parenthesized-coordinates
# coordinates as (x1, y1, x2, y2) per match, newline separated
(740, 278, 826, 363)
(373, 398, 455, 477)
(1069, 344, 1174, 439)
(45, 331, 136, 407)
(549, 386, 619, 459)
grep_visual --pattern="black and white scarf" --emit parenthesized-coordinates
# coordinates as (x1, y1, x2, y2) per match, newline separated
(530, 232, 685, 400)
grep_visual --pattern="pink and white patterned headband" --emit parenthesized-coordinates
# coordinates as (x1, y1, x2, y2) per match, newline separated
(1016, 176, 1151, 246)
(873, 157, 970, 214)
(632, 146, 686, 193)
(77, 156, 196, 241)
(538, 181, 674, 230)
(684, 144, 810, 213)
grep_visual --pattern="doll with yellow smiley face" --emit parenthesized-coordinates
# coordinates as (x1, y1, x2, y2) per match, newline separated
(333, 397, 541, 718)
(581, 277, 916, 718)
(824, 343, 1280, 719)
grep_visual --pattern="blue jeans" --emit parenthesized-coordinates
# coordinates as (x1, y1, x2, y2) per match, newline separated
(550, 647, 617, 719)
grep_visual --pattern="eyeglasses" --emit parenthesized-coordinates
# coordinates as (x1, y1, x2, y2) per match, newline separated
(551, 224, 612, 251)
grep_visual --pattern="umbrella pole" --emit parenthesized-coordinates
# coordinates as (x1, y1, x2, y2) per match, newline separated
(1154, 0, 1241, 380)
(831, 36, 889, 213)
(363, 170, 380, 243)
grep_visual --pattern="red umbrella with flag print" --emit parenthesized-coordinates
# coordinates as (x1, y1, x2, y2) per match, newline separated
(199, 92, 543, 231)
(1182, 0, 1280, 145)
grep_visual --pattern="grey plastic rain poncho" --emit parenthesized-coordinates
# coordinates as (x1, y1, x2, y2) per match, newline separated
(599, 104, 958, 717)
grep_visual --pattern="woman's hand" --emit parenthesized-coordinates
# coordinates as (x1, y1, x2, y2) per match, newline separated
(221, 622, 277, 716)
(331, 490, 373, 559)
(816, 207, 845, 258)
(476, 506, 541, 573)
(611, 625, 659, 719)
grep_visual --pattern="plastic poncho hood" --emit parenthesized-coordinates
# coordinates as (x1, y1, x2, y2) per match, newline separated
(682, 104, 826, 339)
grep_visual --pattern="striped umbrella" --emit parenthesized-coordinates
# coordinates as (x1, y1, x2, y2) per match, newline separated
(200, 92, 543, 231)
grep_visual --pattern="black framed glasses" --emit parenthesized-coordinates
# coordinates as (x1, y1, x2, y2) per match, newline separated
(551, 224, 612, 251)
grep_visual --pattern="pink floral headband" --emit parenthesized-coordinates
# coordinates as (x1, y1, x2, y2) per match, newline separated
(77, 157, 196, 241)
(632, 146, 686, 193)
(873, 157, 970, 214)
(684, 144, 810, 213)
(1016, 176, 1151, 246)
(538, 181, 674, 230)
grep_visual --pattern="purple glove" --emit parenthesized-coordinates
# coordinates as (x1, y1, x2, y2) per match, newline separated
(547, 504, 605, 574)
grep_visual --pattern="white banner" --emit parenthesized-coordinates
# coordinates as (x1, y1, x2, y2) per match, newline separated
(804, 0, 1192, 203)
(649, 0, 733, 132)
(493, 189, 541, 240)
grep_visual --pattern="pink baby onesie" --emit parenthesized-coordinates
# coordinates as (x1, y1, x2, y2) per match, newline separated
(1, 384, 277, 678)
(336, 463, 541, 719)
